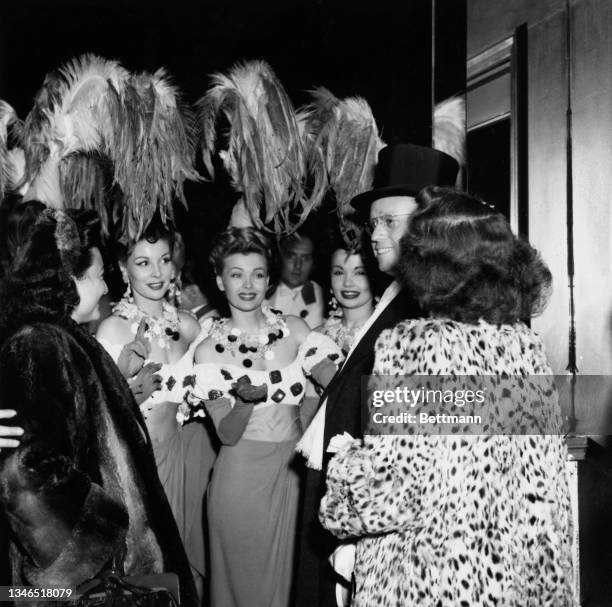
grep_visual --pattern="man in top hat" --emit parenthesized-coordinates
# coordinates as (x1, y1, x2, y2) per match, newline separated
(295, 143, 459, 607)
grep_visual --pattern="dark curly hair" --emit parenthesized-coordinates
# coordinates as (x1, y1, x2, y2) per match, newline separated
(0, 202, 102, 329)
(113, 214, 175, 263)
(397, 187, 551, 324)
(0, 197, 46, 278)
(209, 227, 272, 275)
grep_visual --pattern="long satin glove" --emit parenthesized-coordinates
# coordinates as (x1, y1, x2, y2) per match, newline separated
(204, 378, 267, 446)
(309, 357, 339, 390)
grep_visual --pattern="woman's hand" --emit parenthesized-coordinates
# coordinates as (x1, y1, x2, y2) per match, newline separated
(116, 319, 150, 379)
(129, 362, 163, 405)
(231, 377, 268, 404)
(0, 409, 24, 448)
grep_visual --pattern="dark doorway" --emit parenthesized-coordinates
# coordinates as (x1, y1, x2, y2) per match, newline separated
(466, 117, 511, 219)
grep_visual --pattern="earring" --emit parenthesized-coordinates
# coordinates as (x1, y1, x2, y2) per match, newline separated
(167, 277, 182, 308)
(121, 270, 133, 303)
(328, 289, 342, 318)
(174, 278, 182, 308)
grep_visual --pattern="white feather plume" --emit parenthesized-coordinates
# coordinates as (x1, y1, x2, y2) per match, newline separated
(21, 54, 199, 240)
(0, 100, 22, 198)
(300, 88, 384, 245)
(197, 60, 308, 234)
(433, 95, 466, 168)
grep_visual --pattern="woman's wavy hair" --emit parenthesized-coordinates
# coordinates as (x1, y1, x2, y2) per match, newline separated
(397, 187, 551, 324)
(209, 227, 272, 275)
(113, 214, 175, 264)
(0, 201, 102, 327)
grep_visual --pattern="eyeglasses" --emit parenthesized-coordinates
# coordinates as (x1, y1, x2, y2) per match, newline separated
(364, 213, 412, 235)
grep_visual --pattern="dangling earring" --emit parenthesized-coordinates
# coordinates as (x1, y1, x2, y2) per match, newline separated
(174, 276, 182, 308)
(328, 289, 342, 318)
(121, 269, 133, 303)
(167, 274, 182, 308)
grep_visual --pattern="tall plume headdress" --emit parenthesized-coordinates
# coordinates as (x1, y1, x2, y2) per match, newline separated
(299, 87, 384, 248)
(433, 95, 466, 183)
(0, 100, 25, 199)
(197, 60, 311, 235)
(19, 54, 199, 241)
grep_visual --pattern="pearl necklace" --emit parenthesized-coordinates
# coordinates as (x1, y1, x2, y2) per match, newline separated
(210, 306, 289, 368)
(113, 298, 180, 349)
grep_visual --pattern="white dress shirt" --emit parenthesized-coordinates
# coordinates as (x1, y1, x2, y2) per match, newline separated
(265, 280, 324, 329)
(295, 281, 401, 469)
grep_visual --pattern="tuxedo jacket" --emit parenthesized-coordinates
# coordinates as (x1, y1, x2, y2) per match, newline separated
(294, 289, 421, 607)
(322, 288, 421, 461)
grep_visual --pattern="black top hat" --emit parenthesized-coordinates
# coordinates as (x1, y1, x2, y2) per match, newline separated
(350, 143, 459, 214)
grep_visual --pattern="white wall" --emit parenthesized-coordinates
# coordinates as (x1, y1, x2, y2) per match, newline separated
(468, 0, 612, 431)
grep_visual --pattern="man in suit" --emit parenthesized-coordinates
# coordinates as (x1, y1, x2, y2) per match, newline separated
(295, 143, 459, 607)
(265, 232, 325, 329)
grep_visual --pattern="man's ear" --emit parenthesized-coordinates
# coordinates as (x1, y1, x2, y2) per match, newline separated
(215, 274, 225, 292)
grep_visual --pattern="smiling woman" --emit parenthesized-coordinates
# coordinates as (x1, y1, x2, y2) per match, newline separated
(0, 202, 197, 605)
(317, 246, 374, 354)
(193, 227, 343, 607)
(96, 216, 212, 600)
(72, 247, 108, 324)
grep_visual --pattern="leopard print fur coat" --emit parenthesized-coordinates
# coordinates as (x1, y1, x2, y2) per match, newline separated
(320, 318, 574, 607)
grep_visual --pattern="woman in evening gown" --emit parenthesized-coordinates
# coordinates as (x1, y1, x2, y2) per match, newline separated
(192, 227, 342, 607)
(97, 218, 215, 601)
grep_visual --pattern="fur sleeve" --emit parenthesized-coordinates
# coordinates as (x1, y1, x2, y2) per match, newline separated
(319, 321, 461, 537)
(319, 432, 436, 538)
(319, 323, 437, 537)
(0, 325, 128, 585)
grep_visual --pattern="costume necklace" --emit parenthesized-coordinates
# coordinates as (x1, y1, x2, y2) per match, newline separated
(113, 298, 180, 349)
(324, 313, 363, 354)
(210, 306, 289, 368)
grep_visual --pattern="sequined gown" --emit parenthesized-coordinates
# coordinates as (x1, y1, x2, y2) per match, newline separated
(193, 331, 342, 607)
(99, 329, 217, 599)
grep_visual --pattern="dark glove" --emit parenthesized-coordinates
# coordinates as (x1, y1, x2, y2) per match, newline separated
(204, 378, 267, 446)
(230, 376, 268, 404)
(116, 319, 151, 379)
(129, 362, 163, 405)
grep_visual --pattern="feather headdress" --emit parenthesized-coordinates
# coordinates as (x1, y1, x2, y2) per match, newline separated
(20, 54, 199, 240)
(197, 60, 308, 234)
(0, 100, 23, 199)
(299, 88, 384, 246)
(433, 95, 466, 169)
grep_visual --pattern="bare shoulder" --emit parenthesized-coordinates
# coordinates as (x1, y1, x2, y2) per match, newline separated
(96, 315, 132, 345)
(284, 315, 311, 344)
(179, 310, 201, 343)
(194, 334, 217, 364)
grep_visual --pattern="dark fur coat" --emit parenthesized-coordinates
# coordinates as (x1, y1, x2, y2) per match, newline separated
(0, 311, 198, 606)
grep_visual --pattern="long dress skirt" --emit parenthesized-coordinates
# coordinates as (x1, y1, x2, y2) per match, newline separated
(152, 414, 218, 603)
(207, 438, 300, 607)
